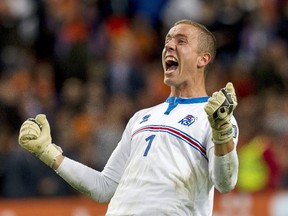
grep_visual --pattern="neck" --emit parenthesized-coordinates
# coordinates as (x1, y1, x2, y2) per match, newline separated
(169, 81, 207, 98)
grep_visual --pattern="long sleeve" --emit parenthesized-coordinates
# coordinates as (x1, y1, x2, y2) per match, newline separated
(56, 157, 118, 203)
(55, 117, 133, 203)
(211, 148, 239, 193)
(207, 115, 239, 193)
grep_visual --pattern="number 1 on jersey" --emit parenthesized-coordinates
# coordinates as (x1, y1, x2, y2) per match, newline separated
(143, 135, 156, 157)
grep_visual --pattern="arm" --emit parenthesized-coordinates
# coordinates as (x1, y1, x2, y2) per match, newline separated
(53, 155, 116, 202)
(18, 114, 132, 202)
(53, 155, 64, 169)
(205, 82, 239, 193)
(214, 139, 234, 156)
(210, 134, 239, 193)
(55, 157, 118, 203)
(53, 122, 132, 202)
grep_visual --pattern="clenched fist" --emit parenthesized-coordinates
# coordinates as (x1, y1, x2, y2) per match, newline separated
(204, 82, 237, 144)
(18, 114, 62, 168)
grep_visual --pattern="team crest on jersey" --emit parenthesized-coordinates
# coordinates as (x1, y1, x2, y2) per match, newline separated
(178, 114, 196, 126)
(140, 114, 151, 124)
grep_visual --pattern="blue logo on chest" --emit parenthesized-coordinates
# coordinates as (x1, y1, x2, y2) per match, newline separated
(178, 115, 196, 126)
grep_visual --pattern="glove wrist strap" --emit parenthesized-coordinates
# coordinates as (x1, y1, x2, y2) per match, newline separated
(39, 144, 63, 168)
(212, 123, 233, 144)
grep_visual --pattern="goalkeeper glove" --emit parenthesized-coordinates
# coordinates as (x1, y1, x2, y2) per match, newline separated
(18, 114, 62, 168)
(204, 82, 238, 144)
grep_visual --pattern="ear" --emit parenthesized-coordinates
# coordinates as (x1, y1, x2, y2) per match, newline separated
(197, 53, 212, 68)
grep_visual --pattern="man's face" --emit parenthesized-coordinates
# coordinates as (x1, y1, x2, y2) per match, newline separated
(162, 23, 201, 88)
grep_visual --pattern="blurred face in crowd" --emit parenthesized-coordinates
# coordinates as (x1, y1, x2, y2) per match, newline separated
(162, 22, 212, 94)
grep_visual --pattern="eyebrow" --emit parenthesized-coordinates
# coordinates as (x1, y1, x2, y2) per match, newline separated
(165, 33, 188, 41)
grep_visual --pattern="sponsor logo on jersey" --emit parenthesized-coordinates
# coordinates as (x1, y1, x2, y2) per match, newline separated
(178, 114, 196, 126)
(140, 114, 151, 124)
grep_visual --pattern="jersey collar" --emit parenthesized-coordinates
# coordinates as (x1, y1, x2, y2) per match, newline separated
(164, 96, 209, 115)
(165, 96, 209, 104)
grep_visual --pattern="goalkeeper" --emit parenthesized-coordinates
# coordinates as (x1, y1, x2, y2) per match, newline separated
(18, 19, 239, 216)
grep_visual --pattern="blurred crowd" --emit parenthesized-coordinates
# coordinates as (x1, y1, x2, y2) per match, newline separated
(0, 0, 288, 198)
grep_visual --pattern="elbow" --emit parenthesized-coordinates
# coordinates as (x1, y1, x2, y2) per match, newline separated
(90, 191, 113, 204)
(216, 184, 235, 194)
(215, 178, 237, 194)
(96, 197, 110, 204)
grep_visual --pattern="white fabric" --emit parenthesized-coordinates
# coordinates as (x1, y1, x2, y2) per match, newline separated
(211, 148, 239, 193)
(56, 158, 117, 203)
(56, 96, 239, 216)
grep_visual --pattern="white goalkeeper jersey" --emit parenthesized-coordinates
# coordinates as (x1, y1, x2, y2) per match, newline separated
(57, 96, 238, 216)
(102, 96, 238, 216)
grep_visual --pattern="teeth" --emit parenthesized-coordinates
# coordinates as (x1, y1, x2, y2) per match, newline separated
(165, 56, 177, 63)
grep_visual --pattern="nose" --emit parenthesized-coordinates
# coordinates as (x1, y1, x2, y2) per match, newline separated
(165, 39, 176, 51)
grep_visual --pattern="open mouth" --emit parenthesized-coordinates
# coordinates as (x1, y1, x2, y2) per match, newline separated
(165, 56, 179, 71)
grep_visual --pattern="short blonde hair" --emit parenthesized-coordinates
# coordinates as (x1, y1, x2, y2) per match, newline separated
(174, 19, 217, 64)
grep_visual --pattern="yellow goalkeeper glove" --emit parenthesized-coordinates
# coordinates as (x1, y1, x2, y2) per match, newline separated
(204, 82, 238, 144)
(18, 114, 62, 168)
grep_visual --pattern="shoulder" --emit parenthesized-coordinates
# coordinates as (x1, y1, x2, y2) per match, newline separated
(132, 103, 166, 119)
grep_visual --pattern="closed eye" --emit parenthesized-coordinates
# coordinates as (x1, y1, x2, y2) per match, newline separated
(177, 38, 187, 44)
